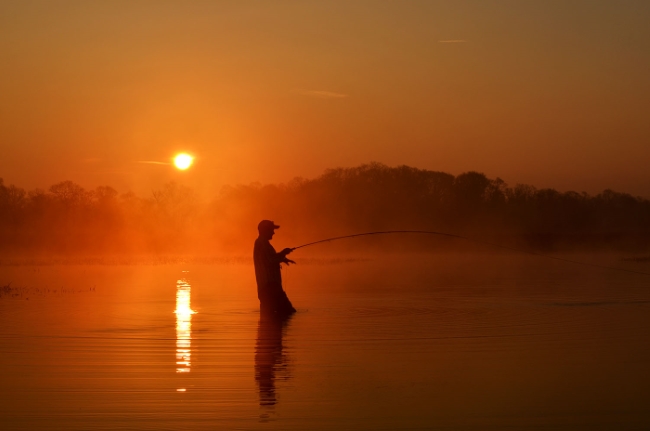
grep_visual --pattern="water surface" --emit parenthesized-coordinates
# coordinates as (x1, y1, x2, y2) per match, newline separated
(1, 254, 649, 430)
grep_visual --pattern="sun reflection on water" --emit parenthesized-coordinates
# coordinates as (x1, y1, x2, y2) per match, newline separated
(175, 275, 195, 374)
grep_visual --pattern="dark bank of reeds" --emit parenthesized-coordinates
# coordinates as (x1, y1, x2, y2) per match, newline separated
(1, 282, 13, 297)
(0, 281, 96, 299)
(1, 163, 649, 255)
(622, 256, 650, 263)
(0, 255, 252, 266)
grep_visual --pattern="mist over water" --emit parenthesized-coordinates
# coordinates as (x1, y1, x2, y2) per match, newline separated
(1, 253, 650, 430)
(2, 164, 650, 256)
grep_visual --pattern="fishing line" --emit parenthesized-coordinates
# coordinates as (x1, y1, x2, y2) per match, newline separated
(291, 230, 650, 277)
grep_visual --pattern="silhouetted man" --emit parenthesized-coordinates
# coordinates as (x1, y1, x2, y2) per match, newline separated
(254, 220, 296, 316)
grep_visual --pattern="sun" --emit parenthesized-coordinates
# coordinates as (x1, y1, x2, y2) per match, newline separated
(173, 153, 194, 170)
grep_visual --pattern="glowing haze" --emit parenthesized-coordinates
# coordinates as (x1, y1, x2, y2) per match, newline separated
(1, 1, 649, 198)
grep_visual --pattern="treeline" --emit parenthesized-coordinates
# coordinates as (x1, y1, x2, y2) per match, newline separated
(2, 163, 650, 254)
(214, 163, 650, 251)
(0, 179, 205, 254)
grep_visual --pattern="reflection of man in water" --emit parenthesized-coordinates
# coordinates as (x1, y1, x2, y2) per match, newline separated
(255, 313, 292, 419)
(254, 220, 296, 315)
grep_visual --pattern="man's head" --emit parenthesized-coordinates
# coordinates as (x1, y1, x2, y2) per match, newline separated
(257, 220, 279, 240)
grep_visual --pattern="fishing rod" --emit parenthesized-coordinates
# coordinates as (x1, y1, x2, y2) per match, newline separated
(290, 230, 650, 277)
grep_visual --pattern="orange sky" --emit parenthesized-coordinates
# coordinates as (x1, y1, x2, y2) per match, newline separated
(1, 0, 649, 198)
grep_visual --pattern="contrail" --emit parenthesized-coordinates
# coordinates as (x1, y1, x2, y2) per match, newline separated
(136, 161, 171, 165)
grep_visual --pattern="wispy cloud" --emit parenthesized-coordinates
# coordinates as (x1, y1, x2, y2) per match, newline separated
(294, 89, 349, 99)
(438, 39, 467, 43)
(136, 161, 170, 165)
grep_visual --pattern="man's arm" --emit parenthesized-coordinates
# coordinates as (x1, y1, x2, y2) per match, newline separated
(277, 247, 296, 265)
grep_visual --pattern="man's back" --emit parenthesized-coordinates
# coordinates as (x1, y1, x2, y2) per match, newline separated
(253, 237, 282, 291)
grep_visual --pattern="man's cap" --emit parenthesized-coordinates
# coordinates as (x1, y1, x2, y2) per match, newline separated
(258, 220, 280, 231)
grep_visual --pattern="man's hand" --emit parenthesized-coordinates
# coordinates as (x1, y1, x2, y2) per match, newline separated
(278, 248, 296, 265)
